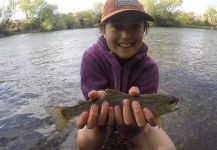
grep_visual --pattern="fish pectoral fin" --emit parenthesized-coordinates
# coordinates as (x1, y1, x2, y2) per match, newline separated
(156, 116, 161, 128)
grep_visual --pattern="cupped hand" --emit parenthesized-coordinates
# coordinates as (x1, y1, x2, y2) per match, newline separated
(76, 90, 115, 129)
(114, 86, 157, 127)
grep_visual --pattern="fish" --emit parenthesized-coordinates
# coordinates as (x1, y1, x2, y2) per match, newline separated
(45, 89, 180, 131)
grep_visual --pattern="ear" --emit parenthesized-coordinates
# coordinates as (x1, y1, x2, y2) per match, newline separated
(100, 28, 106, 38)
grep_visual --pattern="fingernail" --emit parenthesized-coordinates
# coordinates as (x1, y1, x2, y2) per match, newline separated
(109, 106, 114, 112)
(114, 105, 119, 111)
(122, 99, 129, 105)
(132, 101, 139, 109)
(91, 105, 98, 111)
(81, 112, 88, 118)
(103, 101, 109, 107)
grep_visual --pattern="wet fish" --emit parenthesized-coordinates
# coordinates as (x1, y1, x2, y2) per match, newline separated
(45, 89, 179, 131)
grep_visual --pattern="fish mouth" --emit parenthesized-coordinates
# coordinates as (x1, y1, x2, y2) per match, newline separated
(171, 96, 181, 111)
(170, 96, 180, 105)
(169, 100, 180, 112)
(168, 100, 180, 112)
(171, 106, 180, 112)
(174, 100, 179, 105)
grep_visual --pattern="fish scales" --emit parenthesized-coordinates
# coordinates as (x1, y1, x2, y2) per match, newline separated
(45, 89, 180, 131)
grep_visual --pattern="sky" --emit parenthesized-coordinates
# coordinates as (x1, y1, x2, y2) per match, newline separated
(11, 0, 217, 20)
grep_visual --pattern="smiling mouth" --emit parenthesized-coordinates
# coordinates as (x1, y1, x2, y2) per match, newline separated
(117, 43, 134, 48)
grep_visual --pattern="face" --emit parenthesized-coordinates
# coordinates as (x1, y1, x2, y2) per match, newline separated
(101, 12, 145, 59)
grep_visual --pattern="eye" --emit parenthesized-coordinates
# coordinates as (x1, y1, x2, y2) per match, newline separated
(113, 24, 122, 30)
(132, 24, 141, 28)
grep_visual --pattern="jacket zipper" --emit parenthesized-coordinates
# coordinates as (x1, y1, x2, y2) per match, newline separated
(120, 67, 123, 91)
(120, 66, 129, 92)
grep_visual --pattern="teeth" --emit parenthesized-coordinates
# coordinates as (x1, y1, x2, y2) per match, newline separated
(118, 43, 133, 48)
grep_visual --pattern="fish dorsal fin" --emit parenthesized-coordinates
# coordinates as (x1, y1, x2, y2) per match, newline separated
(104, 89, 126, 98)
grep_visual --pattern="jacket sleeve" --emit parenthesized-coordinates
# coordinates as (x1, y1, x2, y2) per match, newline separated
(80, 49, 109, 99)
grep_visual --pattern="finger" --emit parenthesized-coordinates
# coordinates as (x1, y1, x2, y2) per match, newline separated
(98, 101, 109, 126)
(143, 108, 157, 126)
(114, 106, 124, 126)
(107, 107, 115, 126)
(123, 99, 134, 125)
(128, 86, 140, 96)
(132, 101, 146, 127)
(87, 104, 99, 129)
(76, 112, 89, 129)
(88, 90, 105, 100)
(88, 90, 98, 100)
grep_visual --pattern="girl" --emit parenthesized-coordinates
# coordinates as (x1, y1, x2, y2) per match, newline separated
(76, 0, 176, 149)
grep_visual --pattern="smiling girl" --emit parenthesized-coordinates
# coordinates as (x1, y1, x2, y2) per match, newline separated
(76, 0, 176, 150)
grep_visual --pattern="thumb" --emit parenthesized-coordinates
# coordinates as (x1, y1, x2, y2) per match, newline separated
(88, 90, 105, 101)
(128, 86, 140, 96)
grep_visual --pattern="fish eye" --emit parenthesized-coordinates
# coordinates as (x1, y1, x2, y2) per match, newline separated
(169, 100, 175, 105)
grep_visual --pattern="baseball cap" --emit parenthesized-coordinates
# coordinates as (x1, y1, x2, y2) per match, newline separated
(101, 0, 154, 22)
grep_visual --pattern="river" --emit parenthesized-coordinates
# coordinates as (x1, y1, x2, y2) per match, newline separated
(0, 28, 217, 150)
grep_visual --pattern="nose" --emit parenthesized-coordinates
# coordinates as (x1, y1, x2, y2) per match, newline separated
(120, 28, 132, 39)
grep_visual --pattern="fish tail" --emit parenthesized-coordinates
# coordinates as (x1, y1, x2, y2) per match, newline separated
(44, 106, 71, 131)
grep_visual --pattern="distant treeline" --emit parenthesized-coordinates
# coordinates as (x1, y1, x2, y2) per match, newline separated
(0, 0, 217, 37)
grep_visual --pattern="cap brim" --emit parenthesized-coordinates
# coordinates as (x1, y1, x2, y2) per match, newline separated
(101, 9, 154, 22)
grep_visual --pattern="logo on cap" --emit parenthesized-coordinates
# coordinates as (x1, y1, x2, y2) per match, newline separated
(115, 0, 139, 7)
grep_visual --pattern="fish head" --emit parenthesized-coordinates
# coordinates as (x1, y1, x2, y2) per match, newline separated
(154, 93, 180, 115)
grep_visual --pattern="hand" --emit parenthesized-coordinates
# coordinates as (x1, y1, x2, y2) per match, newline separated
(76, 90, 115, 129)
(114, 86, 157, 127)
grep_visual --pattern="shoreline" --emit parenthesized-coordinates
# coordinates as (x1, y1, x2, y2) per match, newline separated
(1, 25, 216, 39)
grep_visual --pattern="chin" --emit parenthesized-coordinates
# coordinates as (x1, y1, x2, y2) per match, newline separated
(119, 55, 133, 60)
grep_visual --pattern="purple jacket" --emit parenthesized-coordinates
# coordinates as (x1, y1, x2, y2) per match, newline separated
(80, 36, 159, 99)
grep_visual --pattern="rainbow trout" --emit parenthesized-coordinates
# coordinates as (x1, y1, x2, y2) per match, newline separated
(45, 89, 179, 131)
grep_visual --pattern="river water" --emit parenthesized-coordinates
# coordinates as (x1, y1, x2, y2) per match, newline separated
(0, 28, 217, 150)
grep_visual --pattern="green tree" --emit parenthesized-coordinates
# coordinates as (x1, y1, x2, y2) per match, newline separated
(76, 10, 95, 28)
(204, 6, 217, 25)
(176, 12, 195, 26)
(141, 0, 182, 16)
(0, 0, 16, 34)
(18, 0, 45, 18)
(57, 13, 76, 29)
(141, 0, 183, 26)
(38, 3, 57, 31)
(92, 2, 103, 23)
(18, 18, 39, 31)
(18, 0, 58, 31)
(176, 12, 205, 27)
(141, 0, 156, 15)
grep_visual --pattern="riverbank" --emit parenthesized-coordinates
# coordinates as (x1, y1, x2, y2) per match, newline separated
(0, 30, 40, 38)
(1, 25, 216, 39)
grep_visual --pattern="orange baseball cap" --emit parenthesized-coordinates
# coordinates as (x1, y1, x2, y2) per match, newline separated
(101, 0, 154, 22)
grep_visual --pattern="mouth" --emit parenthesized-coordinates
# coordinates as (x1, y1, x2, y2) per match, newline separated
(117, 43, 134, 48)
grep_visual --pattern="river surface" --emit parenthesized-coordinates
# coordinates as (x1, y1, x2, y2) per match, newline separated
(0, 28, 217, 150)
